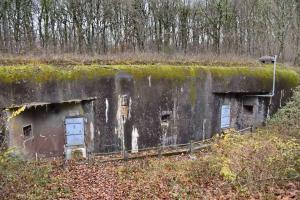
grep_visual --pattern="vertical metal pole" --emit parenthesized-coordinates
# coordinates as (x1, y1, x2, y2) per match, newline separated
(158, 144, 162, 158)
(266, 55, 277, 120)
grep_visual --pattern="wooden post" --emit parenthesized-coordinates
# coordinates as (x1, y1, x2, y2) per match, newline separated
(251, 125, 256, 133)
(123, 150, 128, 160)
(158, 144, 162, 158)
(87, 151, 91, 165)
(189, 140, 194, 153)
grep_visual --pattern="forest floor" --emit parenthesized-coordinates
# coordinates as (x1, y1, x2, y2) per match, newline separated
(1, 114, 299, 199)
(50, 149, 299, 200)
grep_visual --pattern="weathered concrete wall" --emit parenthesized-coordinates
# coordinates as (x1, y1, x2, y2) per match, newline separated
(6, 101, 94, 158)
(0, 111, 6, 146)
(0, 65, 298, 157)
(211, 95, 269, 134)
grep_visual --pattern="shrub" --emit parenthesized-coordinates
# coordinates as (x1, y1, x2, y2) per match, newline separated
(210, 130, 300, 195)
(0, 149, 68, 200)
(268, 86, 300, 138)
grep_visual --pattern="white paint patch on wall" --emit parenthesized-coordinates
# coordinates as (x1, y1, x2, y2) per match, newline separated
(116, 95, 122, 138)
(90, 122, 94, 141)
(173, 97, 177, 124)
(105, 98, 109, 123)
(115, 95, 125, 151)
(131, 126, 139, 153)
(148, 76, 152, 87)
(128, 97, 132, 119)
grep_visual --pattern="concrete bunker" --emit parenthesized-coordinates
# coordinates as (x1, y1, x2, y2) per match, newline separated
(0, 64, 298, 159)
(5, 98, 95, 158)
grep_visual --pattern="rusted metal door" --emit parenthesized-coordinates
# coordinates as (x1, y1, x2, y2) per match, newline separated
(65, 117, 85, 147)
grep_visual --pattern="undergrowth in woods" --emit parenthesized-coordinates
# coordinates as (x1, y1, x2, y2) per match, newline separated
(268, 86, 300, 138)
(115, 130, 299, 199)
(0, 53, 260, 67)
(0, 150, 70, 200)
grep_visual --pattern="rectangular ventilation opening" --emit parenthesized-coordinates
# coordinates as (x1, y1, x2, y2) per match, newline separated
(161, 110, 172, 122)
(243, 105, 254, 114)
(121, 95, 129, 106)
(161, 113, 171, 122)
(161, 110, 172, 127)
(241, 104, 255, 129)
(23, 125, 32, 138)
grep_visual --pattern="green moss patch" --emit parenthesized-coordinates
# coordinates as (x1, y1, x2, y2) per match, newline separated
(0, 64, 204, 83)
(0, 64, 298, 88)
(208, 65, 299, 88)
(0, 65, 117, 83)
(114, 65, 202, 80)
(276, 68, 299, 88)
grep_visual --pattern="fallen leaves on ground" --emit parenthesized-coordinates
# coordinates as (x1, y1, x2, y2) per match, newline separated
(50, 153, 300, 200)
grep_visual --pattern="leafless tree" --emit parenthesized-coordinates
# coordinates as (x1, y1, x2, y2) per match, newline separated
(0, 0, 299, 64)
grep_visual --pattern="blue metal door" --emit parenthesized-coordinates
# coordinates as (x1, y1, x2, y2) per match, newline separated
(65, 117, 85, 146)
(221, 105, 231, 128)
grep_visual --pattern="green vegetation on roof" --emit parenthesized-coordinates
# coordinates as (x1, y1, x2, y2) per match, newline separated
(208, 64, 299, 87)
(0, 65, 117, 83)
(0, 64, 298, 87)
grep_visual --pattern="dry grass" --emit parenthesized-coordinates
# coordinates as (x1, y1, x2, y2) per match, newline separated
(0, 53, 261, 67)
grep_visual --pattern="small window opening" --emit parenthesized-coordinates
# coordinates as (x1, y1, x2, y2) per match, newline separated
(23, 125, 32, 138)
(161, 114, 171, 122)
(243, 105, 254, 114)
(161, 111, 172, 122)
(121, 95, 129, 106)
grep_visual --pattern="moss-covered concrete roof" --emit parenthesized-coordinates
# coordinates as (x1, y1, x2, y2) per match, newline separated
(0, 64, 298, 87)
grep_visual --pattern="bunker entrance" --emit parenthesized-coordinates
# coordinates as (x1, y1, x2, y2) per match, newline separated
(65, 117, 85, 147)
(5, 98, 95, 159)
(216, 93, 268, 132)
(65, 117, 87, 159)
(220, 105, 231, 129)
(241, 105, 255, 129)
(239, 97, 260, 129)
